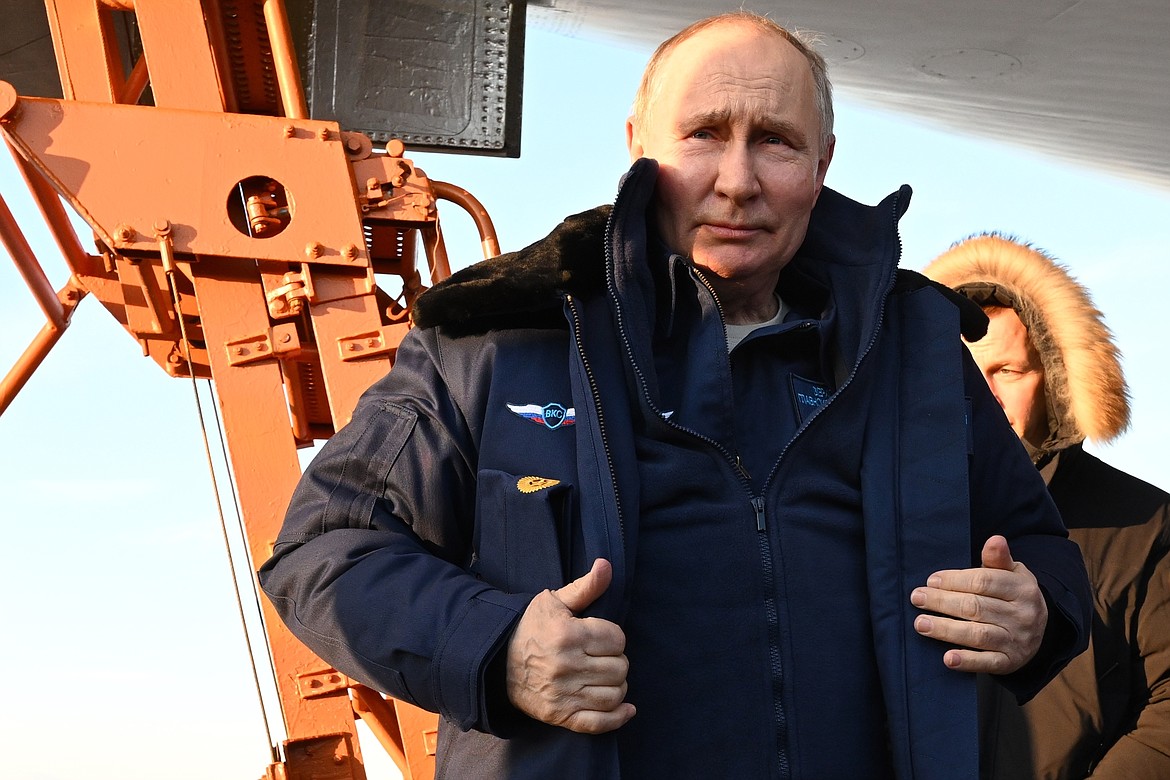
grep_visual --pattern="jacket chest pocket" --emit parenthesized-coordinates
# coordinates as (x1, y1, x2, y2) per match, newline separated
(470, 469, 575, 594)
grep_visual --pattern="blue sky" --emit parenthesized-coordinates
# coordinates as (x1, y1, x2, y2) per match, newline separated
(1, 23, 1167, 780)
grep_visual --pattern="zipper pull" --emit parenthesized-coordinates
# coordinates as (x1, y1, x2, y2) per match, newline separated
(752, 496, 766, 531)
(735, 454, 751, 480)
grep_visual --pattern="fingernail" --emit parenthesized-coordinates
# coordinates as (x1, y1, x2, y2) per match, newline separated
(927, 575, 941, 588)
(945, 652, 961, 668)
(910, 588, 927, 607)
(916, 616, 932, 633)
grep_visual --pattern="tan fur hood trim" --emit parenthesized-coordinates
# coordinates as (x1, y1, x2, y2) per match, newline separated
(924, 234, 1129, 447)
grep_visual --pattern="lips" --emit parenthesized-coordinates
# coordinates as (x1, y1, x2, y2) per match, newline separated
(702, 222, 763, 239)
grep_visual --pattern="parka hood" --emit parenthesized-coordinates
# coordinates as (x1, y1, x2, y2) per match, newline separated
(924, 234, 1129, 458)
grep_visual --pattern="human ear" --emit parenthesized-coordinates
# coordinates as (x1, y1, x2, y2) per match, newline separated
(626, 117, 645, 162)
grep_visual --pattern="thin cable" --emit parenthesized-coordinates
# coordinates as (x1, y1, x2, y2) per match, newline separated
(161, 249, 281, 764)
(204, 378, 289, 731)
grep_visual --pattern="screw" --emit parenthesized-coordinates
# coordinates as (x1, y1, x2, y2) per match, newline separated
(305, 241, 323, 259)
(152, 219, 171, 237)
(366, 338, 378, 348)
(256, 343, 267, 352)
(342, 243, 358, 260)
(279, 332, 292, 344)
(283, 124, 295, 138)
(114, 224, 134, 242)
(347, 343, 359, 351)
(233, 346, 245, 355)
(317, 127, 330, 141)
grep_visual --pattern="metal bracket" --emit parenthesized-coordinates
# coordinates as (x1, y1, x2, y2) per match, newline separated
(265, 266, 316, 319)
(423, 727, 438, 756)
(224, 322, 301, 366)
(296, 668, 350, 700)
(337, 326, 406, 362)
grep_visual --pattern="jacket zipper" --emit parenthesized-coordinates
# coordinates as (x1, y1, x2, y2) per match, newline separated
(760, 192, 905, 489)
(603, 169, 905, 775)
(566, 294, 626, 553)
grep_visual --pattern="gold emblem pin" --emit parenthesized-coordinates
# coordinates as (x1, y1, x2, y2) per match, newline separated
(517, 476, 560, 494)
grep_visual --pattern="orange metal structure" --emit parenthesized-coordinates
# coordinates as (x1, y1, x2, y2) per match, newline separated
(0, 2, 502, 778)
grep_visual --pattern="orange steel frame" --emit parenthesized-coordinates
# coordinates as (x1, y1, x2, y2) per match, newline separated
(0, 2, 502, 778)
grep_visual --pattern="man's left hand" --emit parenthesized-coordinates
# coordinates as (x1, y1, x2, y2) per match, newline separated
(910, 535, 1048, 674)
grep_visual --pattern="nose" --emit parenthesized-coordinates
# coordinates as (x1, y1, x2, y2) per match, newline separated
(714, 142, 762, 204)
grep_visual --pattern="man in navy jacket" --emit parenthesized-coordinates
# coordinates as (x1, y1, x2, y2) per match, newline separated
(260, 12, 1091, 778)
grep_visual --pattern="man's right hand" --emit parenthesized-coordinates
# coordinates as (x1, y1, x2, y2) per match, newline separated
(506, 558, 636, 733)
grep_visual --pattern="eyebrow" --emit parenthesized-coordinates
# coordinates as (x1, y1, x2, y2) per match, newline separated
(678, 108, 811, 148)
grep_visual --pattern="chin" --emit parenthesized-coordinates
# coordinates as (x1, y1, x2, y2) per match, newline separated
(694, 251, 780, 280)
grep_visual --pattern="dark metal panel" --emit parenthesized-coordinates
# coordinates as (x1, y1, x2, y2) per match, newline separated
(306, 0, 526, 157)
(0, 0, 61, 99)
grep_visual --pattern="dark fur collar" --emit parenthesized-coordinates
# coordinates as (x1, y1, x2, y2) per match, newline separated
(411, 206, 611, 337)
(412, 198, 987, 343)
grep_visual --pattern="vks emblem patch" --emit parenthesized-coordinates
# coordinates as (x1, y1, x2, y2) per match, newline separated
(507, 402, 576, 430)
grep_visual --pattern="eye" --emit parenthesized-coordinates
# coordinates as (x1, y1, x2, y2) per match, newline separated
(691, 130, 713, 140)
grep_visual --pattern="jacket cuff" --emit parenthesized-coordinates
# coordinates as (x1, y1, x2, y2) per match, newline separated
(432, 588, 533, 732)
(995, 576, 1089, 703)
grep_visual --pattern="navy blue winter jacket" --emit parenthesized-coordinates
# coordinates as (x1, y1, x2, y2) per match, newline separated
(259, 159, 1090, 778)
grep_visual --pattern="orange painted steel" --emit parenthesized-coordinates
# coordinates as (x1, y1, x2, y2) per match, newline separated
(0, 2, 505, 779)
(260, 0, 309, 120)
(433, 180, 503, 263)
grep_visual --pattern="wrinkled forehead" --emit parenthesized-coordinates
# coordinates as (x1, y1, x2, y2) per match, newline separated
(652, 24, 816, 115)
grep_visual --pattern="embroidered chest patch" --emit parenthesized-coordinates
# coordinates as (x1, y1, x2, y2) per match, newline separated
(790, 374, 831, 424)
(507, 402, 577, 430)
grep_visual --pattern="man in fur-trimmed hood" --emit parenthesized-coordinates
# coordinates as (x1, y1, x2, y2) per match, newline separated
(927, 234, 1170, 779)
(927, 234, 1129, 463)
